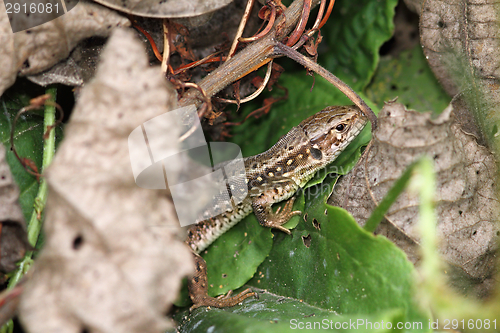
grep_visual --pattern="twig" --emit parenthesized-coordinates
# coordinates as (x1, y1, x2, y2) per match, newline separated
(7, 87, 58, 290)
(224, 84, 288, 126)
(318, 0, 334, 29)
(292, 0, 333, 50)
(227, 0, 255, 59)
(228, 0, 255, 57)
(239, 2, 276, 43)
(286, 0, 312, 46)
(173, 52, 224, 75)
(161, 19, 170, 75)
(311, 0, 326, 31)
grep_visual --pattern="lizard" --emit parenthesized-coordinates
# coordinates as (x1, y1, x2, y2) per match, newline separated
(186, 105, 368, 310)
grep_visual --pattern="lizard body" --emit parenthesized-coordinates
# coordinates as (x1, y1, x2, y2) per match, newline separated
(187, 105, 367, 309)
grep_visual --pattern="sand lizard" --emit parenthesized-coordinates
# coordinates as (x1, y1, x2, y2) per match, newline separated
(186, 105, 367, 309)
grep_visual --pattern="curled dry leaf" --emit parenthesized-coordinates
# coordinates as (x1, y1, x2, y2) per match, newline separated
(330, 102, 500, 298)
(0, 0, 130, 97)
(27, 37, 107, 87)
(19, 29, 193, 333)
(420, 0, 500, 150)
(91, 0, 232, 18)
(0, 143, 30, 273)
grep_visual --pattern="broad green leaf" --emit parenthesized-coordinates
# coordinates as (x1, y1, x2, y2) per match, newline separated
(246, 177, 430, 332)
(319, 0, 398, 90)
(174, 289, 409, 333)
(365, 46, 451, 113)
(202, 210, 274, 296)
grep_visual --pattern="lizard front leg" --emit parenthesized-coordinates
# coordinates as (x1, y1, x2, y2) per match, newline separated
(188, 252, 257, 310)
(251, 182, 302, 234)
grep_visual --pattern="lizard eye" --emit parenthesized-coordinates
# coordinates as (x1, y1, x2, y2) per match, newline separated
(335, 123, 346, 132)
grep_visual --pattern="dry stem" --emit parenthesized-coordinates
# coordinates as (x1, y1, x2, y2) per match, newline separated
(177, 0, 377, 131)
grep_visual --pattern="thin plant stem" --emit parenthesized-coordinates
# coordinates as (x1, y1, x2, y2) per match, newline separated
(7, 86, 58, 289)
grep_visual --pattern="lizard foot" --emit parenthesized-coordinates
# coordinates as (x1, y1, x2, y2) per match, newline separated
(189, 253, 257, 311)
(255, 196, 301, 234)
(190, 288, 257, 311)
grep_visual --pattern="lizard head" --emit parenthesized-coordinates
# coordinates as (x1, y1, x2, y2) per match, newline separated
(299, 105, 368, 164)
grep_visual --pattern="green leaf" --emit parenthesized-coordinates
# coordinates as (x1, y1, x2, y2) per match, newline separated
(365, 46, 451, 113)
(177, 159, 430, 332)
(202, 212, 274, 295)
(319, 0, 398, 90)
(246, 177, 430, 332)
(174, 290, 408, 333)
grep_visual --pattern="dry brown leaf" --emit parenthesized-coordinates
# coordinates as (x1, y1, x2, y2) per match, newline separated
(420, 0, 500, 96)
(0, 0, 130, 97)
(0, 143, 29, 273)
(19, 29, 193, 333)
(330, 101, 500, 298)
(420, 0, 500, 150)
(403, 0, 422, 14)
(91, 0, 232, 19)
